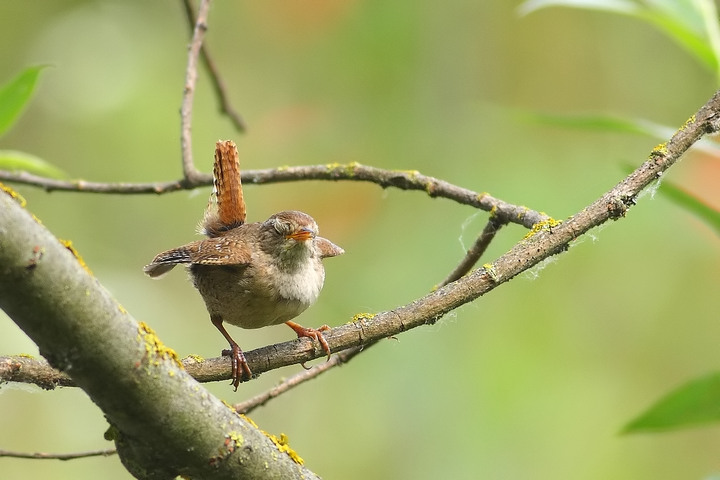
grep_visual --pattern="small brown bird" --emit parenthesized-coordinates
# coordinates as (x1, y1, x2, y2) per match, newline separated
(144, 141, 343, 389)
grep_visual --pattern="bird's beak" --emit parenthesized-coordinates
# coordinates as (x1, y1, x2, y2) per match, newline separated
(286, 229, 315, 241)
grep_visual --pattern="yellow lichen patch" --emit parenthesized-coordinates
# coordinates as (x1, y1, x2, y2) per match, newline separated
(137, 321, 184, 370)
(351, 312, 376, 324)
(210, 432, 245, 466)
(482, 263, 498, 282)
(651, 142, 668, 157)
(324, 162, 343, 170)
(523, 217, 562, 240)
(183, 353, 205, 364)
(58, 239, 93, 276)
(18, 353, 35, 359)
(241, 414, 259, 429)
(265, 432, 304, 465)
(325, 161, 360, 177)
(394, 168, 420, 180)
(516, 206, 530, 220)
(679, 114, 696, 131)
(227, 431, 243, 449)
(275, 165, 290, 171)
(0, 182, 27, 207)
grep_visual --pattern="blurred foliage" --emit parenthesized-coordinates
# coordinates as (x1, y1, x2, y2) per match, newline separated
(519, 0, 720, 79)
(0, 66, 66, 177)
(0, 66, 46, 136)
(624, 372, 720, 432)
(520, 0, 720, 436)
(656, 179, 720, 236)
(1, 1, 719, 480)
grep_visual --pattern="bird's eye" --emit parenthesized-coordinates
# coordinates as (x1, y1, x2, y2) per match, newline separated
(273, 219, 292, 235)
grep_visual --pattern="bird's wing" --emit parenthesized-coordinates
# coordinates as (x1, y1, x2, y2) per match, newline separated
(143, 237, 252, 278)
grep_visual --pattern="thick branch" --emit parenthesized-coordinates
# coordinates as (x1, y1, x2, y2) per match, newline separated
(0, 192, 319, 480)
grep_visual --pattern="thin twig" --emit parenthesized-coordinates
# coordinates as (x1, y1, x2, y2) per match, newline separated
(0, 355, 73, 389)
(233, 343, 371, 414)
(180, 0, 212, 183)
(0, 448, 116, 460)
(438, 217, 505, 287)
(0, 163, 550, 229)
(181, 0, 247, 132)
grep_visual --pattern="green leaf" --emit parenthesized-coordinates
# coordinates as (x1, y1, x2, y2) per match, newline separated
(696, 0, 720, 80)
(518, 0, 642, 18)
(521, 111, 720, 154)
(623, 372, 720, 433)
(519, 111, 668, 136)
(0, 65, 47, 137)
(0, 150, 67, 179)
(659, 179, 720, 236)
(638, 1, 718, 73)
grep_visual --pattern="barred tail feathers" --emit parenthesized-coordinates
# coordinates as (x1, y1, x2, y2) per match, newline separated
(202, 140, 245, 237)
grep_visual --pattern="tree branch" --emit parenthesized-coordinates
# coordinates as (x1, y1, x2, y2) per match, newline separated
(0, 163, 549, 229)
(438, 216, 504, 287)
(180, 0, 211, 183)
(0, 448, 117, 461)
(233, 344, 370, 415)
(181, 0, 247, 132)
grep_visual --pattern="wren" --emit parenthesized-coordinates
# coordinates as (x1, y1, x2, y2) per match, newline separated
(144, 141, 343, 389)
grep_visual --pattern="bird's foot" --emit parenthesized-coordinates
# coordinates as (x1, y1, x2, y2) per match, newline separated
(285, 321, 331, 369)
(221, 343, 252, 391)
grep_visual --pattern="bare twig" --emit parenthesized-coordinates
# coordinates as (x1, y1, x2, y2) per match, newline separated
(180, 0, 212, 183)
(438, 216, 505, 287)
(0, 163, 550, 229)
(181, 0, 247, 132)
(233, 344, 370, 415)
(0, 448, 116, 460)
(0, 355, 73, 389)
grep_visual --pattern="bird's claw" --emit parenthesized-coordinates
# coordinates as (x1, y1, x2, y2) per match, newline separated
(222, 344, 252, 391)
(285, 321, 332, 361)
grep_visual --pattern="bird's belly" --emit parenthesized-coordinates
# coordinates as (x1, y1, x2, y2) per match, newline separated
(190, 264, 322, 329)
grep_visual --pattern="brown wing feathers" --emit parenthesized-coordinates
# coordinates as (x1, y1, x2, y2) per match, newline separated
(145, 140, 250, 277)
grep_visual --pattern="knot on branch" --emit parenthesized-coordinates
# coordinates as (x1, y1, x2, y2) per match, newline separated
(606, 194, 636, 220)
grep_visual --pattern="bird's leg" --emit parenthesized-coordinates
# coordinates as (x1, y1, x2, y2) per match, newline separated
(285, 321, 332, 369)
(211, 314, 252, 390)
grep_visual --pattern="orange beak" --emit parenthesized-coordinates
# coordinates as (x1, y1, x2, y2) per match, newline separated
(286, 229, 314, 241)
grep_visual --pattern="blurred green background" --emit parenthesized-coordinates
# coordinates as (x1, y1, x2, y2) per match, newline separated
(1, 1, 720, 479)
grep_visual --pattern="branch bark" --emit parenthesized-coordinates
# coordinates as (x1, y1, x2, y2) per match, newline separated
(0, 163, 549, 228)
